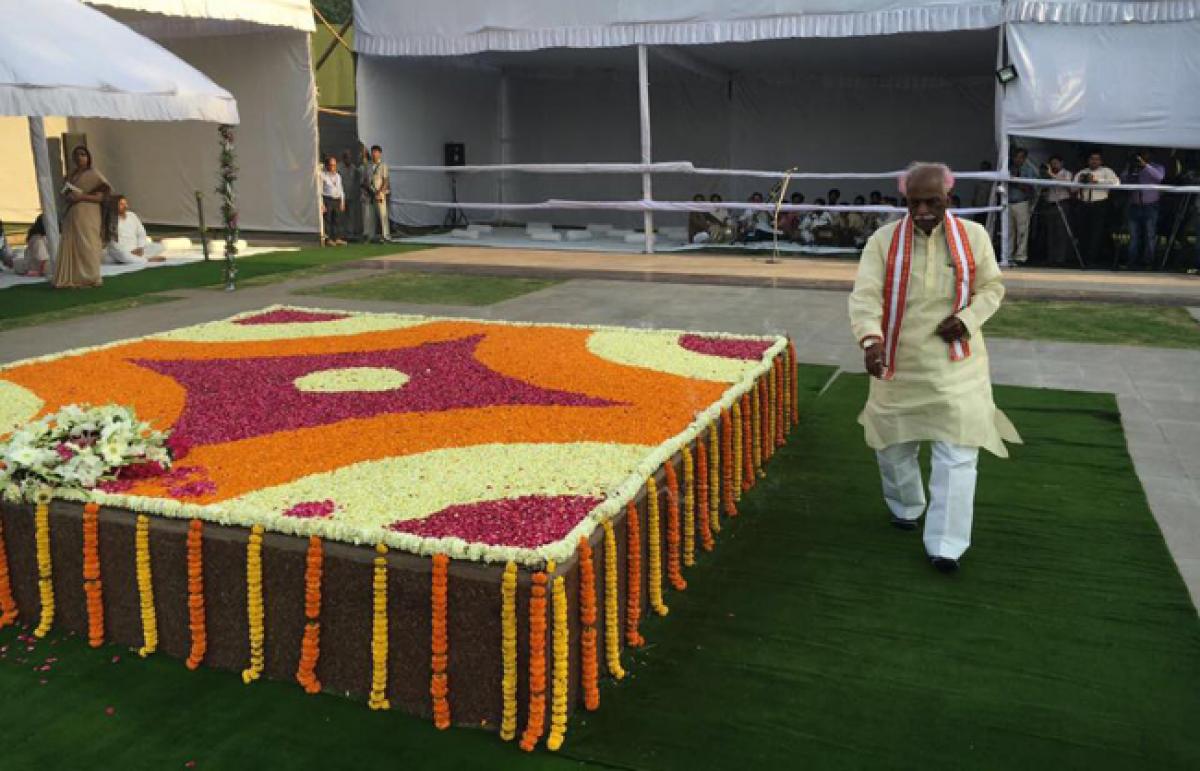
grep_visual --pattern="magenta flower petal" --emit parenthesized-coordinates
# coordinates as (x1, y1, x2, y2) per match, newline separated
(388, 495, 601, 548)
(679, 334, 772, 360)
(234, 309, 350, 325)
(283, 500, 337, 519)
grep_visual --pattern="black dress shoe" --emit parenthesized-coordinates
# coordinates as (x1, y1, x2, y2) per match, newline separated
(929, 556, 959, 574)
(889, 515, 919, 531)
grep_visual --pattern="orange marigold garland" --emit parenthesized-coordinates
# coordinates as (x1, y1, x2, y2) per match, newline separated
(295, 535, 323, 692)
(645, 478, 669, 616)
(185, 519, 207, 671)
(431, 553, 451, 729)
(135, 514, 158, 656)
(751, 384, 763, 478)
(721, 408, 737, 518)
(519, 564, 550, 752)
(742, 393, 754, 492)
(577, 537, 600, 710)
(601, 521, 626, 679)
(82, 502, 104, 648)
(709, 421, 722, 533)
(682, 446, 696, 567)
(546, 573, 570, 751)
(367, 543, 390, 710)
(0, 516, 17, 629)
(623, 502, 644, 647)
(664, 463, 686, 592)
(241, 524, 264, 680)
(499, 562, 519, 741)
(766, 365, 777, 459)
(696, 440, 714, 552)
(789, 340, 800, 425)
(32, 491, 54, 639)
(731, 402, 743, 498)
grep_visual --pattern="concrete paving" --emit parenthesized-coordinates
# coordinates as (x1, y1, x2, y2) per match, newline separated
(2, 269, 1198, 608)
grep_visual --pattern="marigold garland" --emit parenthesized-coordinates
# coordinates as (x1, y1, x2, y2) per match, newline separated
(775, 357, 786, 448)
(721, 409, 737, 518)
(766, 366, 777, 459)
(0, 517, 17, 629)
(708, 421, 722, 533)
(751, 385, 763, 479)
(431, 552, 451, 729)
(82, 502, 104, 648)
(240, 524, 264, 680)
(731, 401, 743, 499)
(135, 514, 158, 656)
(781, 347, 792, 433)
(696, 440, 714, 552)
(499, 561, 519, 740)
(32, 493, 54, 639)
(601, 520, 625, 679)
(545, 574, 570, 751)
(295, 535, 323, 692)
(367, 543, 390, 709)
(663, 463, 686, 592)
(645, 477, 669, 616)
(577, 537, 600, 710)
(623, 502, 644, 647)
(185, 519, 207, 670)
(682, 447, 696, 567)
(742, 393, 754, 492)
(789, 340, 800, 425)
(519, 564, 549, 752)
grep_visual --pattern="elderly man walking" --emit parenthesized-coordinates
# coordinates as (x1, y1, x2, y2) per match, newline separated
(848, 163, 1022, 573)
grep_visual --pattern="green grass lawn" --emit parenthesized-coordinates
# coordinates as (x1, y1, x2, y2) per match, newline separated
(0, 244, 423, 329)
(989, 299, 1200, 348)
(296, 270, 561, 306)
(1, 367, 1196, 770)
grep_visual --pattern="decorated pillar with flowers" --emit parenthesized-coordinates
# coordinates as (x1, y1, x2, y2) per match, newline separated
(217, 125, 239, 291)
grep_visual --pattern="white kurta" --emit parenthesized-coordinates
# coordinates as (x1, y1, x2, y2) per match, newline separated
(848, 218, 1021, 457)
(105, 212, 163, 264)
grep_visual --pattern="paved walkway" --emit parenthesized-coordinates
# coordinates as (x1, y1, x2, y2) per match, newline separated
(2, 269, 1197, 607)
(360, 246, 1200, 304)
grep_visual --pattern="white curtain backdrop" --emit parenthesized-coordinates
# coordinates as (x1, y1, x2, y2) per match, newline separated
(71, 29, 319, 232)
(1004, 19, 1200, 149)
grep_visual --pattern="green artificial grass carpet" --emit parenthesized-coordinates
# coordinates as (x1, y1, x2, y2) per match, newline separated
(989, 300, 1200, 349)
(1, 366, 1197, 770)
(296, 270, 562, 306)
(0, 244, 424, 324)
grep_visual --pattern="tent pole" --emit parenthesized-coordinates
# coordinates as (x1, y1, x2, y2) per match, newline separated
(27, 117, 61, 274)
(996, 6, 1011, 265)
(499, 71, 512, 222)
(637, 44, 655, 254)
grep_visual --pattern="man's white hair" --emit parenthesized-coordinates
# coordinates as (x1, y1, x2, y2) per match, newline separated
(898, 162, 955, 196)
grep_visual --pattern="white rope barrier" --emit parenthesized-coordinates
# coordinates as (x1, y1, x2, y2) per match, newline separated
(392, 197, 1004, 216)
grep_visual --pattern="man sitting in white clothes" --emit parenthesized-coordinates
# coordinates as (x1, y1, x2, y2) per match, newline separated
(105, 195, 165, 265)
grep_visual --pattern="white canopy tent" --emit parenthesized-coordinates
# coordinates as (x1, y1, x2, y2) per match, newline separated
(354, 0, 1200, 252)
(0, 0, 238, 261)
(65, 0, 319, 233)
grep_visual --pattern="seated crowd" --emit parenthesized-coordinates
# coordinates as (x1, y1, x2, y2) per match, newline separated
(688, 188, 907, 248)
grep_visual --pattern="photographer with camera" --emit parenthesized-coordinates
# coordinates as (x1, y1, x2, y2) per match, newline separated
(1038, 156, 1074, 266)
(1122, 149, 1166, 270)
(1073, 152, 1120, 267)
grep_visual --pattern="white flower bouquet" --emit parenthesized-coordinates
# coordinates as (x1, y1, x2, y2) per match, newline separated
(0, 404, 173, 503)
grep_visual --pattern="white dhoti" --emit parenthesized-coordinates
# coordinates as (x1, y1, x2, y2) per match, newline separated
(876, 440, 978, 559)
(104, 241, 165, 264)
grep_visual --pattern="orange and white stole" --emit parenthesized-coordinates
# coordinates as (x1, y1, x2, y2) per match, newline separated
(880, 212, 976, 380)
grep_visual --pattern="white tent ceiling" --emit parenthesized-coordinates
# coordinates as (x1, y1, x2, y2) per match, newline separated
(87, 0, 315, 33)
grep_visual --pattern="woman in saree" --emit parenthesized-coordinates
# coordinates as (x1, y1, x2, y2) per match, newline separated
(53, 146, 111, 288)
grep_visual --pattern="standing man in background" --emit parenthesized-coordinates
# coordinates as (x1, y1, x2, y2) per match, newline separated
(1038, 156, 1074, 267)
(1124, 149, 1166, 270)
(1074, 151, 1120, 267)
(340, 148, 363, 241)
(363, 144, 392, 243)
(319, 155, 346, 247)
(1006, 148, 1038, 267)
(849, 162, 1021, 574)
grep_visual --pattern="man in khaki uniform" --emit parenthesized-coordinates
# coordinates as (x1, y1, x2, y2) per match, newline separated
(848, 163, 1021, 573)
(363, 144, 391, 243)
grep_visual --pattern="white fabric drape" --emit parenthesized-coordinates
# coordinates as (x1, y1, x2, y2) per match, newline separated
(71, 30, 319, 231)
(86, 0, 315, 32)
(1004, 20, 1200, 149)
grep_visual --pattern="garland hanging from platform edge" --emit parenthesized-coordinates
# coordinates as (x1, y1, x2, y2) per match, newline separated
(217, 125, 239, 292)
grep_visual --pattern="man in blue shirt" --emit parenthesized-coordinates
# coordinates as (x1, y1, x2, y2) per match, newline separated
(1006, 147, 1039, 267)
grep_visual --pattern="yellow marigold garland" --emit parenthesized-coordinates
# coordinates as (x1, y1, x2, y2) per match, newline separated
(546, 573, 570, 751)
(601, 521, 625, 680)
(499, 561, 519, 741)
(519, 563, 550, 752)
(577, 537, 600, 710)
(742, 393, 754, 492)
(295, 535, 322, 692)
(789, 341, 800, 425)
(767, 365, 777, 459)
(431, 553, 451, 729)
(82, 502, 104, 648)
(709, 421, 722, 533)
(241, 525, 265, 680)
(645, 477, 669, 616)
(0, 516, 17, 629)
(721, 409, 737, 518)
(32, 492, 54, 638)
(367, 543, 390, 709)
(623, 502, 644, 647)
(751, 384, 763, 478)
(135, 514, 158, 656)
(682, 447, 696, 567)
(696, 440, 714, 552)
(186, 519, 207, 671)
(663, 463, 686, 592)
(775, 357, 786, 448)
(731, 401, 743, 498)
